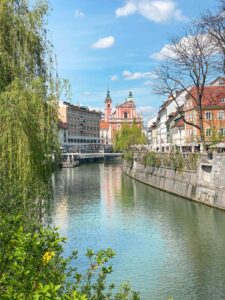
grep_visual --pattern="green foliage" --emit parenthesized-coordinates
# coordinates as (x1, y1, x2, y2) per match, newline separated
(0, 214, 139, 300)
(123, 150, 134, 161)
(0, 0, 59, 218)
(114, 123, 146, 152)
(143, 152, 161, 167)
(143, 152, 200, 171)
(0, 2, 140, 299)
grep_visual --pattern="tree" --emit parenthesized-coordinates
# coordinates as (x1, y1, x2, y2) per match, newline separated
(154, 27, 218, 150)
(0, 2, 140, 299)
(199, 0, 225, 74)
(114, 123, 146, 152)
(0, 0, 59, 218)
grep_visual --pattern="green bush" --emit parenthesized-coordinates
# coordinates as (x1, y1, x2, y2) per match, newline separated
(124, 150, 134, 161)
(172, 153, 185, 171)
(143, 152, 161, 167)
(143, 152, 200, 172)
(0, 214, 140, 300)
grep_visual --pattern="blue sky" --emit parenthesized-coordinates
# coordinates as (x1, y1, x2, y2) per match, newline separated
(48, 0, 218, 123)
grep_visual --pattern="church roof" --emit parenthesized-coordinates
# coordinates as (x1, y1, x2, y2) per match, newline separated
(118, 100, 136, 108)
(117, 91, 136, 108)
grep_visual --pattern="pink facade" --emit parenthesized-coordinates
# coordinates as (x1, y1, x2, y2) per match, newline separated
(100, 90, 142, 144)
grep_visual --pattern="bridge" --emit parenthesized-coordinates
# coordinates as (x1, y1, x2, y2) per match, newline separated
(61, 152, 122, 165)
(77, 152, 122, 161)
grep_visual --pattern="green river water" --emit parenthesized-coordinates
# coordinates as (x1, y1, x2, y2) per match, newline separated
(52, 162, 225, 300)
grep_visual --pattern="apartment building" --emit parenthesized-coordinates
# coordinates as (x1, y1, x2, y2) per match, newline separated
(58, 101, 101, 151)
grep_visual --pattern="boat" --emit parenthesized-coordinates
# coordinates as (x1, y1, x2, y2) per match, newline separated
(61, 153, 80, 168)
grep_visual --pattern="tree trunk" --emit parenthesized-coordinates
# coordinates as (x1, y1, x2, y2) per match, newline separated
(197, 98, 206, 151)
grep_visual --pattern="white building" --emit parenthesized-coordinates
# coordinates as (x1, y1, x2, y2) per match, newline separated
(153, 90, 187, 151)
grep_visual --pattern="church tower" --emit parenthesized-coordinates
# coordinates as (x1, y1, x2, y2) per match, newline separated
(104, 89, 112, 122)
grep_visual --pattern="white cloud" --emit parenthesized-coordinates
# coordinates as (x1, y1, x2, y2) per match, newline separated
(110, 75, 118, 81)
(115, 2, 137, 17)
(151, 44, 175, 60)
(137, 106, 157, 125)
(91, 36, 115, 49)
(151, 34, 214, 61)
(115, 0, 186, 23)
(75, 9, 84, 18)
(123, 70, 156, 80)
(143, 80, 153, 86)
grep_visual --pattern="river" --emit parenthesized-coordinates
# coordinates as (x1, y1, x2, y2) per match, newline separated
(52, 162, 225, 300)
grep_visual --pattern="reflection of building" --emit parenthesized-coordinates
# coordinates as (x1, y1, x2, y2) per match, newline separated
(100, 90, 142, 145)
(99, 163, 121, 218)
(58, 101, 101, 150)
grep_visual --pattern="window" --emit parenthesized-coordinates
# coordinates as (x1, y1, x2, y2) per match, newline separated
(205, 112, 212, 120)
(219, 79, 224, 85)
(206, 128, 212, 137)
(124, 112, 128, 119)
(218, 111, 224, 120)
(219, 128, 225, 136)
(220, 98, 225, 103)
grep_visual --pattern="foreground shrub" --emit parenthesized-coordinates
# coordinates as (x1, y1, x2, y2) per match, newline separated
(0, 214, 139, 300)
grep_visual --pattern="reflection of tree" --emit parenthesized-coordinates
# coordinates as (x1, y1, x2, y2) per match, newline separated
(52, 164, 102, 212)
(118, 174, 135, 207)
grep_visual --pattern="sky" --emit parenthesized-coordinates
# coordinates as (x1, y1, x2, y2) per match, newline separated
(48, 0, 219, 124)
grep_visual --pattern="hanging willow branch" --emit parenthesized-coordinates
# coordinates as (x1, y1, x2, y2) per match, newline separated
(0, 0, 59, 219)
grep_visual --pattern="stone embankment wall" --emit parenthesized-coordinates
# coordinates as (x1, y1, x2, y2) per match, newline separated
(122, 154, 225, 210)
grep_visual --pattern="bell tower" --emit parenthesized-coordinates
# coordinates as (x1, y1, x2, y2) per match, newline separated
(104, 89, 112, 122)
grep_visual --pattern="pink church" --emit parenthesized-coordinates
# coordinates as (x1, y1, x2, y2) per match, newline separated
(100, 90, 143, 145)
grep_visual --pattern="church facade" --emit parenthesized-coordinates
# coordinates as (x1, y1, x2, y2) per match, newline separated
(100, 90, 142, 145)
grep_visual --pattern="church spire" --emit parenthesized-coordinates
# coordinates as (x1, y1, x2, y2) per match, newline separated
(107, 88, 111, 99)
(127, 90, 134, 102)
(105, 88, 112, 103)
(128, 90, 133, 98)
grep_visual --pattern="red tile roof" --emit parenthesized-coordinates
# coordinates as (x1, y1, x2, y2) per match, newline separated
(187, 86, 225, 107)
(100, 120, 109, 129)
(173, 118, 184, 128)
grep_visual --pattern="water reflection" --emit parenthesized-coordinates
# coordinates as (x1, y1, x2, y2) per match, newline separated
(52, 162, 225, 300)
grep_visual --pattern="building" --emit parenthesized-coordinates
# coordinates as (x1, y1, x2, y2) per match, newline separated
(58, 101, 101, 151)
(184, 82, 225, 148)
(147, 117, 157, 149)
(166, 111, 185, 151)
(58, 120, 68, 148)
(100, 90, 142, 145)
(154, 90, 187, 151)
(147, 77, 225, 152)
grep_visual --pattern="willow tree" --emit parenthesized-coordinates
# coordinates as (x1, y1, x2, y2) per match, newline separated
(0, 0, 59, 218)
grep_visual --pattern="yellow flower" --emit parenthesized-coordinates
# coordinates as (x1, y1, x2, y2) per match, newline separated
(42, 251, 55, 265)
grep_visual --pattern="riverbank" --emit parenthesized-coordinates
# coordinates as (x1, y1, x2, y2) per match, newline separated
(122, 153, 225, 210)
